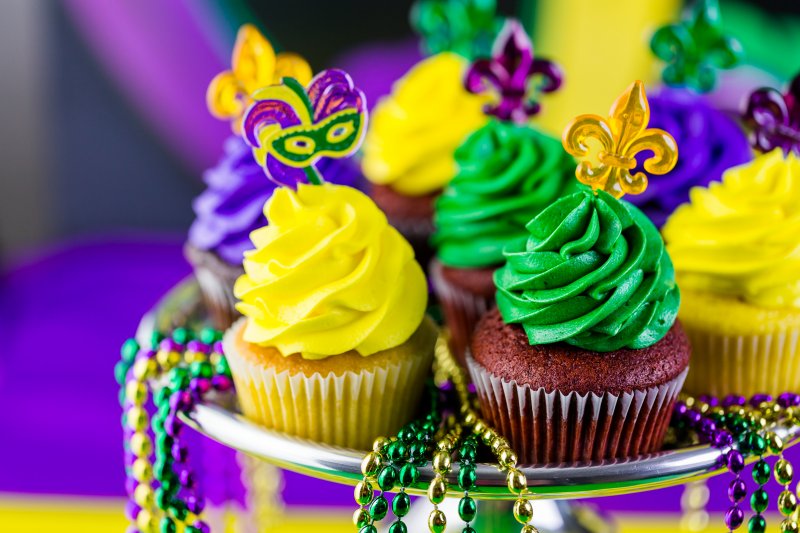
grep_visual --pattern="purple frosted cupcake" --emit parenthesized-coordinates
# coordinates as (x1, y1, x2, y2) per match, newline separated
(628, 88, 752, 227)
(185, 136, 363, 328)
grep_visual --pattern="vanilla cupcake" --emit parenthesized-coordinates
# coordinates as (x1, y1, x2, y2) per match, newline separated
(224, 183, 436, 449)
(664, 149, 800, 397)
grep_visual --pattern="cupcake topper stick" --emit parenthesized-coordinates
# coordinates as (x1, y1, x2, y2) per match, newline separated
(242, 69, 367, 187)
(743, 73, 800, 155)
(411, 0, 504, 60)
(562, 81, 678, 198)
(207, 24, 313, 133)
(465, 19, 563, 124)
(650, 0, 743, 93)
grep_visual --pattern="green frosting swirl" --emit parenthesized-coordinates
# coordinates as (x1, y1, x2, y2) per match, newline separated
(495, 187, 680, 352)
(432, 120, 576, 268)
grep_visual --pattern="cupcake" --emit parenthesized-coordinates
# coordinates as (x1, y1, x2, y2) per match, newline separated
(430, 21, 574, 364)
(224, 69, 436, 449)
(187, 25, 362, 328)
(361, 52, 488, 266)
(663, 149, 800, 397)
(467, 81, 690, 464)
(185, 139, 363, 328)
(225, 183, 436, 449)
(629, 88, 752, 227)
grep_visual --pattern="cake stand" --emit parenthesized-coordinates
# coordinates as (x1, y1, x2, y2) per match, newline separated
(137, 278, 800, 533)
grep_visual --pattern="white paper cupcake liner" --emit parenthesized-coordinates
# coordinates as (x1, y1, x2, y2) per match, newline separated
(467, 354, 687, 464)
(683, 327, 800, 397)
(430, 259, 493, 367)
(223, 325, 433, 450)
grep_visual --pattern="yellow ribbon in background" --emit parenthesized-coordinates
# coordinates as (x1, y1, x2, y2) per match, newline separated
(531, 0, 679, 135)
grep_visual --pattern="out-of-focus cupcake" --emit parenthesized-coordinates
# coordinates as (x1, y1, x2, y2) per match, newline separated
(225, 183, 435, 449)
(629, 88, 752, 227)
(664, 149, 800, 397)
(633, 1, 751, 226)
(187, 25, 362, 328)
(468, 82, 689, 464)
(223, 69, 436, 449)
(361, 52, 488, 265)
(430, 21, 573, 364)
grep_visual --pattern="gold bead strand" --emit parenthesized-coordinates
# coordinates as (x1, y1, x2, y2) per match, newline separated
(428, 420, 461, 533)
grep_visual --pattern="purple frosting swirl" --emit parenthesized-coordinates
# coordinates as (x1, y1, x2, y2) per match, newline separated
(629, 87, 752, 227)
(188, 136, 363, 265)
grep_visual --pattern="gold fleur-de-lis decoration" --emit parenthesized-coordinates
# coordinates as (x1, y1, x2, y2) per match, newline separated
(561, 81, 678, 198)
(206, 24, 312, 133)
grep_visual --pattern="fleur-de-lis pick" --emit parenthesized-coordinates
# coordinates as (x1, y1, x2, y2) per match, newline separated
(207, 24, 312, 133)
(464, 19, 563, 124)
(411, 0, 504, 60)
(562, 81, 678, 199)
(743, 73, 800, 155)
(650, 0, 743, 93)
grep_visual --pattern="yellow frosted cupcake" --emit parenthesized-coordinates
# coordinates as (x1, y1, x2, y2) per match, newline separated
(664, 149, 800, 396)
(224, 183, 436, 449)
(361, 52, 489, 263)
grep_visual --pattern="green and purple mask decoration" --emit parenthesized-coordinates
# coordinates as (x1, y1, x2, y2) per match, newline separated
(744, 72, 800, 155)
(650, 0, 743, 93)
(465, 19, 563, 124)
(242, 69, 367, 186)
(411, 0, 504, 60)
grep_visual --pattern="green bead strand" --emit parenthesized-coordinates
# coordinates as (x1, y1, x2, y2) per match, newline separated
(458, 465, 477, 491)
(458, 496, 477, 522)
(392, 491, 411, 517)
(751, 488, 769, 514)
(753, 461, 771, 486)
(377, 465, 398, 491)
(369, 494, 389, 521)
(388, 520, 408, 533)
(748, 515, 767, 533)
(399, 464, 419, 487)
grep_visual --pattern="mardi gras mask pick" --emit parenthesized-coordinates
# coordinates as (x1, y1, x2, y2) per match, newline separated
(242, 69, 367, 186)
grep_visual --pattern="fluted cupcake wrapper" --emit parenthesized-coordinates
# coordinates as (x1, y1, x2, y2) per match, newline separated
(467, 354, 687, 464)
(430, 259, 493, 368)
(185, 245, 242, 330)
(683, 327, 800, 398)
(223, 332, 432, 451)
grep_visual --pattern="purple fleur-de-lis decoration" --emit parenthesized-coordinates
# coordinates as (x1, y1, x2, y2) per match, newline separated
(743, 73, 800, 155)
(464, 19, 563, 124)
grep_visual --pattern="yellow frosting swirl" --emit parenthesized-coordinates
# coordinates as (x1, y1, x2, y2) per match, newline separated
(361, 52, 489, 196)
(664, 149, 800, 309)
(234, 183, 428, 359)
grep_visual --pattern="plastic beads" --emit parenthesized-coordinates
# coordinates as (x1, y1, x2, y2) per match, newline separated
(562, 80, 678, 198)
(650, 0, 743, 93)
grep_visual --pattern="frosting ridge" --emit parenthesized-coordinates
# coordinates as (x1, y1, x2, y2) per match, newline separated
(495, 187, 680, 351)
(433, 120, 576, 268)
(664, 149, 800, 309)
(234, 183, 428, 359)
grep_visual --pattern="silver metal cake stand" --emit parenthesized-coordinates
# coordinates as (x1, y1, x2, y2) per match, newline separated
(137, 278, 800, 533)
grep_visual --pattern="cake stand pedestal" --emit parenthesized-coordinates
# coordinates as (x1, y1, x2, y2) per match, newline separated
(137, 278, 800, 533)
